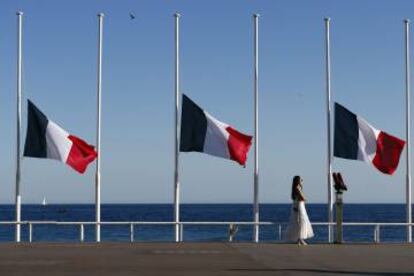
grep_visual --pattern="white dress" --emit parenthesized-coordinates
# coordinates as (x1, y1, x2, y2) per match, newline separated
(285, 199, 314, 242)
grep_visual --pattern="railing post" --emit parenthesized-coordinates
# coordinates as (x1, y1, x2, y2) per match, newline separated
(130, 224, 134, 243)
(278, 224, 282, 241)
(80, 224, 84, 243)
(377, 225, 380, 243)
(228, 224, 238, 242)
(374, 224, 380, 243)
(179, 224, 183, 242)
(29, 223, 32, 243)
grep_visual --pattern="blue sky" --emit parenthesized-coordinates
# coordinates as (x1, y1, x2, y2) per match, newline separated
(0, 0, 413, 204)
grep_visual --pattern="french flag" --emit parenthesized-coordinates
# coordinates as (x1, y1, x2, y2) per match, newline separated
(23, 100, 97, 174)
(180, 95, 252, 166)
(334, 103, 405, 175)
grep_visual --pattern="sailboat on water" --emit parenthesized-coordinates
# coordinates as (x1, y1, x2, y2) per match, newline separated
(41, 197, 47, 206)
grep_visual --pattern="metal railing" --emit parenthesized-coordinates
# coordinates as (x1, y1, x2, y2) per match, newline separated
(0, 221, 413, 243)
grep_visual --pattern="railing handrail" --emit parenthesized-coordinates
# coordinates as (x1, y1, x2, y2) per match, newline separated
(1, 220, 413, 243)
(0, 221, 414, 226)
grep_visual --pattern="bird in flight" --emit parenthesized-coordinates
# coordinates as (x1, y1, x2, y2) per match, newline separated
(129, 13, 136, 20)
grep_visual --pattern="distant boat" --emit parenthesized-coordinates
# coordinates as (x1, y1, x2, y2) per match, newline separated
(42, 197, 47, 206)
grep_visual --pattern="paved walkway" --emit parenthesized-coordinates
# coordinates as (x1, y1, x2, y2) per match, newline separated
(0, 243, 413, 275)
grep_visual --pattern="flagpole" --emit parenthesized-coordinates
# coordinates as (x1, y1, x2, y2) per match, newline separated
(95, 12, 104, 243)
(174, 12, 181, 243)
(253, 13, 260, 243)
(15, 11, 23, 243)
(324, 17, 334, 243)
(404, 19, 412, 243)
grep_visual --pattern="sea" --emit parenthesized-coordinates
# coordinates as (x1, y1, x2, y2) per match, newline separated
(0, 204, 410, 243)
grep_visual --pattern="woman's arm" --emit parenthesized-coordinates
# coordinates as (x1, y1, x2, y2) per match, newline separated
(296, 188, 306, 201)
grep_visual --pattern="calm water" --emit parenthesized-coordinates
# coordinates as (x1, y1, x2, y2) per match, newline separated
(0, 204, 410, 243)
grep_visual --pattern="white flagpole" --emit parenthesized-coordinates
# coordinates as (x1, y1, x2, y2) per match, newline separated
(404, 19, 412, 243)
(324, 17, 334, 243)
(15, 11, 23, 243)
(95, 13, 104, 243)
(174, 12, 181, 242)
(253, 13, 260, 243)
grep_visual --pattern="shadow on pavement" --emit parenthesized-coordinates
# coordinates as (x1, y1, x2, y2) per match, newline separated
(229, 268, 413, 275)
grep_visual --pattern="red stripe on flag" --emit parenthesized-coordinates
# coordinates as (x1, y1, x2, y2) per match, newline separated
(226, 127, 253, 166)
(372, 131, 405, 175)
(66, 135, 98, 174)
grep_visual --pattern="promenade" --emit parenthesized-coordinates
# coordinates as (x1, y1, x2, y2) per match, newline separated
(0, 243, 413, 275)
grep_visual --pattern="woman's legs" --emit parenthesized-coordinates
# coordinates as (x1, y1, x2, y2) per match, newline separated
(298, 239, 308, 245)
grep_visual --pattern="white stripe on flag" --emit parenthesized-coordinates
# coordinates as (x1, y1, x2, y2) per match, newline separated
(45, 121, 72, 162)
(356, 116, 380, 163)
(203, 111, 230, 159)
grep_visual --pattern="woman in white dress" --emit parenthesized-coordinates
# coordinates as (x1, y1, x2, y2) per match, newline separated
(285, 175, 314, 245)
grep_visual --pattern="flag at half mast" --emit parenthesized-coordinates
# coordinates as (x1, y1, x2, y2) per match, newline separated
(24, 100, 97, 173)
(334, 102, 405, 175)
(180, 94, 252, 166)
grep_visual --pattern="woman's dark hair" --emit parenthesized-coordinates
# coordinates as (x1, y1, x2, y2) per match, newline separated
(291, 175, 301, 200)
